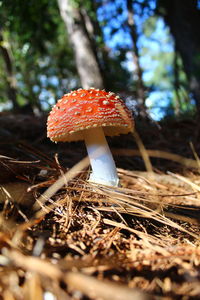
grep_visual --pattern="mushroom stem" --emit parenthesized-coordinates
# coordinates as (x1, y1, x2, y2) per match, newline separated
(84, 127, 119, 186)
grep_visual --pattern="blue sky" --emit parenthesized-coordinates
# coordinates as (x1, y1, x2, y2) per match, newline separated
(97, 0, 176, 120)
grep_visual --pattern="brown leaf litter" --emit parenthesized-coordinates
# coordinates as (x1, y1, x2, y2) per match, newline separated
(0, 115, 200, 299)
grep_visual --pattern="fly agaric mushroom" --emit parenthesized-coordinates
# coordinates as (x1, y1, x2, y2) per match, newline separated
(47, 88, 134, 186)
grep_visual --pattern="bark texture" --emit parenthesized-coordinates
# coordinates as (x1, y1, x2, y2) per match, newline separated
(57, 0, 104, 89)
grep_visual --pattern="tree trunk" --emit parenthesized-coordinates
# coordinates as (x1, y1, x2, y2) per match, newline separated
(157, 0, 200, 115)
(80, 1, 112, 90)
(80, 5, 107, 87)
(173, 49, 181, 116)
(126, 0, 147, 117)
(0, 30, 20, 112)
(57, 0, 104, 89)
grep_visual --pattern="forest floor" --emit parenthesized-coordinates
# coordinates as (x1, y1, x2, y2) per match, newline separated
(0, 113, 200, 300)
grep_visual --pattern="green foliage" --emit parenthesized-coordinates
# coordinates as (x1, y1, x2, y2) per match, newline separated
(1, 0, 59, 52)
(142, 15, 158, 38)
(0, 0, 78, 111)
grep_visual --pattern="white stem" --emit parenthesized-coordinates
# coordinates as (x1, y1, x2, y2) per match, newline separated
(84, 127, 119, 186)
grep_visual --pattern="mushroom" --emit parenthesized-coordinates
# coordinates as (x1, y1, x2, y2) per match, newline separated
(47, 88, 134, 187)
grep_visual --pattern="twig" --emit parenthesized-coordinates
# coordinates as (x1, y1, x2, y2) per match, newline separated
(112, 148, 199, 169)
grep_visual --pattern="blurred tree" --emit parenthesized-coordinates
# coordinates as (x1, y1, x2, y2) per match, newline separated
(96, 0, 149, 115)
(57, 0, 132, 92)
(157, 0, 200, 115)
(0, 29, 20, 111)
(141, 14, 192, 118)
(126, 0, 147, 117)
(83, 0, 132, 92)
(57, 0, 104, 89)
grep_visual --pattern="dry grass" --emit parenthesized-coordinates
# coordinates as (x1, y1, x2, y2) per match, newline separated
(1, 117, 200, 299)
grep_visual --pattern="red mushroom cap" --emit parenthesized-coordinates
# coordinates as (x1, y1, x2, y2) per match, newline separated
(47, 88, 134, 142)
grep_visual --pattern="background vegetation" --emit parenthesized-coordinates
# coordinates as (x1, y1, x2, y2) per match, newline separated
(1, 0, 199, 120)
